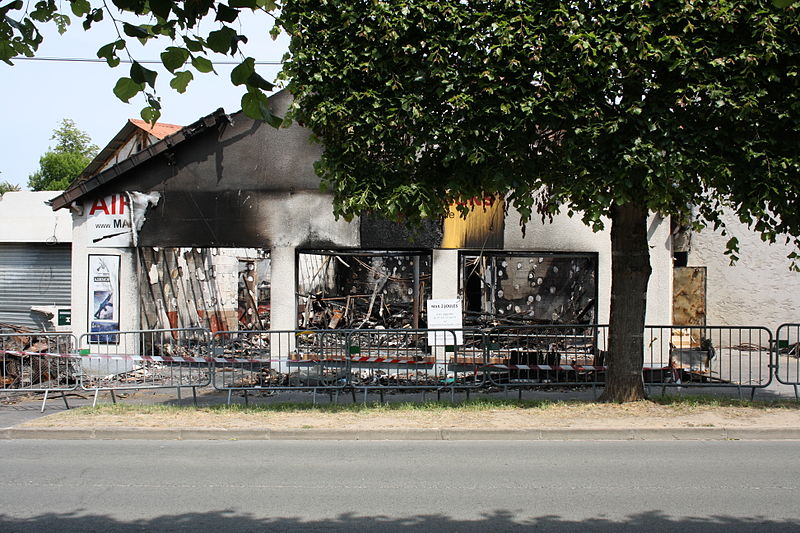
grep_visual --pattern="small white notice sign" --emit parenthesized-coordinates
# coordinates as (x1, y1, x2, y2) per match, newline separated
(426, 299, 463, 345)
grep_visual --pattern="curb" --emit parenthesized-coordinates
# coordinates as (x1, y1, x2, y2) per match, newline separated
(2, 426, 800, 441)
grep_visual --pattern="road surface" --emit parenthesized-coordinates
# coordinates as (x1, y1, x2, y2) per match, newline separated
(0, 440, 797, 531)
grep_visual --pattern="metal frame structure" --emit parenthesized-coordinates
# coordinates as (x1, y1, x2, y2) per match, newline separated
(77, 328, 212, 406)
(774, 323, 800, 399)
(0, 332, 79, 411)
(643, 325, 773, 399)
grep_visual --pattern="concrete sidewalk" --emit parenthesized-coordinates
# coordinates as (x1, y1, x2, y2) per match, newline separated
(3, 425, 800, 441)
(2, 385, 799, 441)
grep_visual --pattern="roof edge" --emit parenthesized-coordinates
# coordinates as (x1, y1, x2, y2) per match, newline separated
(50, 108, 229, 211)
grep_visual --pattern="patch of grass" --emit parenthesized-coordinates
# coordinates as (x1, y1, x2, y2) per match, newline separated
(647, 395, 800, 409)
(72, 398, 569, 416)
(63, 395, 798, 417)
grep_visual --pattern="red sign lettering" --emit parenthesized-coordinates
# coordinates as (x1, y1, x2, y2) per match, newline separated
(89, 194, 128, 215)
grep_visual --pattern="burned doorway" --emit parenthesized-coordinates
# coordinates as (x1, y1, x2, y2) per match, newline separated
(297, 250, 432, 329)
(460, 252, 598, 327)
(138, 248, 270, 332)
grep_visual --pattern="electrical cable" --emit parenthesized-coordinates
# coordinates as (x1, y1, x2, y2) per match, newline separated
(13, 56, 283, 65)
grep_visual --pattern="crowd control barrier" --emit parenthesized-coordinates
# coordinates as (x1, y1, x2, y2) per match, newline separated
(0, 322, 788, 407)
(643, 325, 773, 399)
(77, 328, 212, 406)
(479, 325, 609, 397)
(346, 328, 483, 402)
(0, 332, 79, 411)
(775, 323, 800, 399)
(211, 329, 350, 404)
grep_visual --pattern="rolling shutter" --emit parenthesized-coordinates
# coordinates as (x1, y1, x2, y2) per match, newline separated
(0, 243, 71, 330)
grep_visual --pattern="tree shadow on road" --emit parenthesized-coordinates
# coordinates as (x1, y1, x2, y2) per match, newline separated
(0, 509, 797, 532)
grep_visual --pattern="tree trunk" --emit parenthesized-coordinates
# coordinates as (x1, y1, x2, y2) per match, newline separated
(599, 203, 652, 402)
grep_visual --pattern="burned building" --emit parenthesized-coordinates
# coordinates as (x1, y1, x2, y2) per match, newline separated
(48, 90, 673, 349)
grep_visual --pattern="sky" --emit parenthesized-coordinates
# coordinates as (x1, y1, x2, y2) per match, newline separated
(0, 11, 289, 189)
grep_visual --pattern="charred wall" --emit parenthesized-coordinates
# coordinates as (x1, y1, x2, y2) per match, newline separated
(84, 91, 360, 249)
(359, 214, 443, 249)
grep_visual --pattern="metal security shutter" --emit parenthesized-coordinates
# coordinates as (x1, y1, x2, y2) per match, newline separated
(0, 243, 71, 330)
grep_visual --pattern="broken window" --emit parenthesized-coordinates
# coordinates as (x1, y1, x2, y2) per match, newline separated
(460, 252, 597, 327)
(139, 248, 270, 332)
(297, 250, 432, 329)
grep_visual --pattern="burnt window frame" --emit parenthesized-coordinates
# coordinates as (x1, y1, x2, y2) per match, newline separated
(296, 249, 434, 330)
(458, 250, 599, 326)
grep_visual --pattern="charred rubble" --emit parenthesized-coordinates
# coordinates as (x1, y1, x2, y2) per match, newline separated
(297, 251, 432, 330)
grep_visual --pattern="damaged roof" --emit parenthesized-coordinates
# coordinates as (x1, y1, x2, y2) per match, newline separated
(64, 118, 183, 193)
(49, 108, 230, 211)
(128, 119, 183, 140)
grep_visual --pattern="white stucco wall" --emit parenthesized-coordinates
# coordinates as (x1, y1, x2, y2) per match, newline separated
(432, 249, 460, 300)
(70, 210, 139, 353)
(0, 191, 72, 244)
(687, 210, 800, 331)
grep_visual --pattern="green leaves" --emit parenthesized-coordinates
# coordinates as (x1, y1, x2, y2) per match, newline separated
(231, 56, 255, 85)
(160, 46, 189, 72)
(148, 0, 173, 20)
(130, 61, 157, 88)
(169, 70, 194, 94)
(215, 4, 240, 23)
(122, 22, 149, 39)
(27, 118, 97, 191)
(140, 104, 161, 124)
(277, 0, 800, 269)
(3, 0, 282, 127)
(207, 26, 238, 53)
(97, 39, 125, 67)
(113, 77, 144, 102)
(191, 55, 214, 73)
(69, 0, 90, 17)
(241, 88, 279, 126)
(231, 56, 274, 91)
(169, 70, 193, 93)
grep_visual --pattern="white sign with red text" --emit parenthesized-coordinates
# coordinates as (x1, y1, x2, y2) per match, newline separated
(87, 194, 133, 247)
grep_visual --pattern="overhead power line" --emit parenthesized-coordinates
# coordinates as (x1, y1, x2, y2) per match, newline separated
(13, 56, 283, 65)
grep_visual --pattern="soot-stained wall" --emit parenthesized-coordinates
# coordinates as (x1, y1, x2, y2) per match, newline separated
(85, 91, 359, 249)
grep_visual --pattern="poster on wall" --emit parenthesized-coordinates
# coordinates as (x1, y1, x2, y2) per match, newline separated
(88, 255, 120, 344)
(426, 299, 464, 346)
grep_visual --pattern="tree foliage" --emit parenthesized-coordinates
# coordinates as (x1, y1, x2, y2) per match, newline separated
(28, 119, 98, 191)
(278, 0, 800, 400)
(279, 1, 800, 252)
(0, 0, 280, 125)
(0, 177, 20, 194)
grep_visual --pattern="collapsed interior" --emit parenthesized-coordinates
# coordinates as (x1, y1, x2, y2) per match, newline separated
(297, 250, 432, 330)
(138, 248, 271, 332)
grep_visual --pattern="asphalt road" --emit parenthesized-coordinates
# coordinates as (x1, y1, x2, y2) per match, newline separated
(0, 440, 798, 532)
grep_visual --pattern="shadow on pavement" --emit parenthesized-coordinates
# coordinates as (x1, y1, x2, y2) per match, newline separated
(0, 509, 798, 532)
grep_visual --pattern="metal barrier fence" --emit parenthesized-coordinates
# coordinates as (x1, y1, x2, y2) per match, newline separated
(77, 328, 212, 405)
(0, 323, 787, 407)
(346, 328, 482, 401)
(774, 323, 800, 399)
(643, 325, 773, 398)
(480, 325, 609, 397)
(0, 332, 79, 411)
(211, 329, 350, 403)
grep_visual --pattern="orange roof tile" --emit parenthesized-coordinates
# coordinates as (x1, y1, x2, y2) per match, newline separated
(128, 119, 183, 139)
